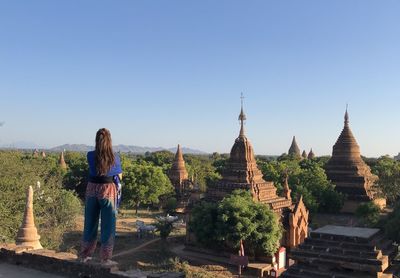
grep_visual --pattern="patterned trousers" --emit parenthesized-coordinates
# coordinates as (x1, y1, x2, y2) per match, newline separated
(80, 182, 116, 260)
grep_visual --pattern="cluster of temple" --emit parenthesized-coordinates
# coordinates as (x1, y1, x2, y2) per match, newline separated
(288, 136, 315, 160)
(32, 150, 68, 170)
(167, 103, 393, 277)
(168, 104, 309, 264)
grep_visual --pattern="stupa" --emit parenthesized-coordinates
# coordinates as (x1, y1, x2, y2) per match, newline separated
(169, 144, 190, 195)
(288, 136, 301, 158)
(59, 151, 67, 169)
(307, 148, 315, 159)
(325, 109, 385, 213)
(206, 99, 308, 249)
(301, 150, 307, 159)
(16, 186, 43, 250)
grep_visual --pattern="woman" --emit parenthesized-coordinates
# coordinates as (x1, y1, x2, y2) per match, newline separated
(80, 128, 122, 266)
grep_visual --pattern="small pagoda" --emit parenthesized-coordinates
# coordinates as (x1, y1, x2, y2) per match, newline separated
(325, 109, 386, 213)
(169, 144, 191, 195)
(307, 148, 315, 159)
(288, 136, 301, 159)
(59, 151, 67, 169)
(206, 101, 308, 249)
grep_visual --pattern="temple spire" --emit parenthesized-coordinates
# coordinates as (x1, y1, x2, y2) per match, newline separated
(283, 171, 292, 200)
(238, 93, 246, 137)
(59, 151, 67, 169)
(288, 136, 301, 158)
(344, 104, 349, 126)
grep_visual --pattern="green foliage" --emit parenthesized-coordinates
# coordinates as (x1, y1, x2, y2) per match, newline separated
(63, 152, 88, 198)
(123, 162, 174, 213)
(189, 202, 220, 247)
(143, 150, 174, 172)
(384, 203, 400, 243)
(0, 151, 82, 249)
(371, 155, 400, 204)
(217, 190, 282, 255)
(355, 202, 380, 227)
(155, 218, 174, 240)
(185, 154, 222, 192)
(164, 197, 178, 214)
(190, 190, 282, 255)
(258, 157, 344, 213)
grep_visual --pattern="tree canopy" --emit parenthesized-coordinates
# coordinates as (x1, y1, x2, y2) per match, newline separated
(0, 151, 81, 249)
(190, 190, 282, 255)
(258, 157, 344, 213)
(122, 162, 174, 213)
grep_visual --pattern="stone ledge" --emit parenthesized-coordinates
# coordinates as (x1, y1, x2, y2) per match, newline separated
(0, 244, 184, 278)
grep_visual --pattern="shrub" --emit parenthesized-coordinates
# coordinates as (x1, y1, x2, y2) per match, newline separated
(0, 151, 82, 249)
(355, 202, 380, 227)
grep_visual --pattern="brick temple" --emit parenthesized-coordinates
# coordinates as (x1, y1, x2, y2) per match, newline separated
(283, 225, 395, 278)
(169, 144, 191, 195)
(325, 109, 386, 213)
(206, 103, 309, 249)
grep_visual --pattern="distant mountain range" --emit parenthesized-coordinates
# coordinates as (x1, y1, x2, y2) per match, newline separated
(48, 144, 207, 154)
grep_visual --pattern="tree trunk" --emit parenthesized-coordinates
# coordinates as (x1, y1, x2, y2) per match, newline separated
(136, 202, 140, 215)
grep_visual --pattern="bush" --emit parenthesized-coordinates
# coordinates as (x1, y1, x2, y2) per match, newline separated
(384, 203, 400, 243)
(164, 197, 178, 215)
(355, 202, 380, 227)
(0, 151, 82, 249)
(190, 190, 282, 255)
(155, 219, 174, 240)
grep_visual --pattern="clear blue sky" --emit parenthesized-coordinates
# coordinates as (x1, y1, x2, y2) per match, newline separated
(0, 1, 399, 157)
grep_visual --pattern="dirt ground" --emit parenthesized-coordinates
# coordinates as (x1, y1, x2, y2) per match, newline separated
(61, 209, 236, 277)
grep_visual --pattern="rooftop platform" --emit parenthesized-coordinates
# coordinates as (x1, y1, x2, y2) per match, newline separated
(314, 225, 379, 239)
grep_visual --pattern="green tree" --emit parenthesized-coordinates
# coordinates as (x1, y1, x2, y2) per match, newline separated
(0, 151, 81, 249)
(164, 197, 178, 215)
(63, 152, 88, 198)
(185, 154, 221, 192)
(384, 203, 400, 243)
(371, 156, 400, 204)
(258, 158, 343, 213)
(217, 190, 282, 255)
(356, 202, 380, 227)
(189, 201, 220, 247)
(155, 218, 174, 240)
(123, 163, 174, 214)
(190, 190, 282, 255)
(144, 150, 174, 172)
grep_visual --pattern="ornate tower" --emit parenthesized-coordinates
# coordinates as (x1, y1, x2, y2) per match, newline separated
(207, 97, 291, 209)
(288, 136, 301, 158)
(204, 97, 308, 249)
(169, 144, 189, 195)
(301, 150, 307, 159)
(325, 108, 385, 212)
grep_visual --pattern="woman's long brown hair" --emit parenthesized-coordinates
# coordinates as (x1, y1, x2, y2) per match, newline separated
(95, 128, 115, 176)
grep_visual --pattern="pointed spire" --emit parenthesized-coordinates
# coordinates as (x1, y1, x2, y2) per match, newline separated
(344, 104, 349, 126)
(238, 93, 246, 137)
(59, 151, 67, 169)
(308, 148, 315, 159)
(302, 150, 307, 159)
(288, 136, 301, 158)
(175, 144, 184, 161)
(16, 186, 42, 250)
(283, 171, 292, 200)
(170, 144, 189, 194)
